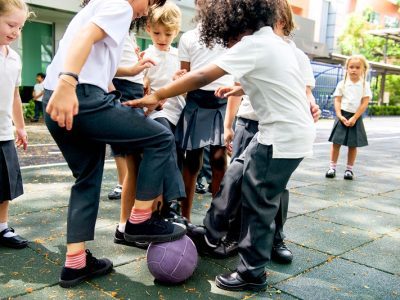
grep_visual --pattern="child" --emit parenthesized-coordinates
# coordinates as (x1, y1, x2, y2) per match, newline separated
(126, 0, 316, 291)
(0, 0, 30, 249)
(176, 6, 238, 220)
(32, 72, 45, 122)
(115, 2, 186, 248)
(43, 0, 186, 288)
(326, 54, 371, 180)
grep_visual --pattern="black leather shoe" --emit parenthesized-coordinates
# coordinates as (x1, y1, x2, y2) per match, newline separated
(195, 182, 207, 194)
(344, 170, 354, 180)
(0, 228, 28, 249)
(271, 241, 293, 264)
(114, 226, 149, 249)
(215, 271, 267, 291)
(59, 249, 113, 288)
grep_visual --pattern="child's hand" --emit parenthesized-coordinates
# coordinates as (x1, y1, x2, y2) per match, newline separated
(347, 116, 356, 127)
(173, 69, 187, 81)
(15, 128, 28, 151)
(339, 115, 348, 126)
(310, 103, 321, 123)
(135, 57, 156, 73)
(223, 126, 234, 153)
(123, 93, 161, 115)
(215, 85, 244, 98)
(46, 80, 79, 130)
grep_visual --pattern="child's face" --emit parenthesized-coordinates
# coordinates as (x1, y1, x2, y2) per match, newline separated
(129, 0, 154, 19)
(347, 59, 363, 82)
(0, 8, 26, 46)
(146, 23, 178, 51)
(36, 75, 44, 83)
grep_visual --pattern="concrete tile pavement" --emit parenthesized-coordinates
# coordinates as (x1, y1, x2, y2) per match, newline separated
(1, 117, 399, 299)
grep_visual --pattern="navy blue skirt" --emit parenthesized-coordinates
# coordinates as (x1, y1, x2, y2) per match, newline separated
(175, 89, 227, 150)
(0, 140, 23, 202)
(329, 110, 368, 147)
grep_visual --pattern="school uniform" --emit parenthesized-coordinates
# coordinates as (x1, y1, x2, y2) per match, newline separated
(0, 46, 23, 202)
(43, 0, 185, 243)
(215, 26, 315, 278)
(176, 26, 234, 150)
(205, 40, 316, 246)
(329, 79, 371, 147)
(33, 82, 44, 120)
(111, 33, 145, 157)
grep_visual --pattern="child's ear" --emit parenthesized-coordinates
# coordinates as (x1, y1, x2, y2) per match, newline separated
(145, 24, 151, 33)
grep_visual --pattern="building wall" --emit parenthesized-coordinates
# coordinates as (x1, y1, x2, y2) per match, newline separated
(350, 0, 400, 27)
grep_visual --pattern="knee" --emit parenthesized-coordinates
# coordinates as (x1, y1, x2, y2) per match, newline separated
(211, 151, 227, 170)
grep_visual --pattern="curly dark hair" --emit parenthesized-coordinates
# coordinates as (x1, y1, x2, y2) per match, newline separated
(197, 0, 279, 48)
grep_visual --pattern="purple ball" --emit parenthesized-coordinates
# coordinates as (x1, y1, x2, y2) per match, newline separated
(146, 235, 198, 284)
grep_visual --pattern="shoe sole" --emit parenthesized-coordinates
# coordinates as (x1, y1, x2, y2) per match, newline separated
(215, 276, 267, 291)
(344, 176, 353, 180)
(0, 241, 28, 249)
(59, 259, 113, 288)
(107, 196, 121, 200)
(124, 227, 187, 243)
(271, 253, 293, 264)
(114, 237, 149, 249)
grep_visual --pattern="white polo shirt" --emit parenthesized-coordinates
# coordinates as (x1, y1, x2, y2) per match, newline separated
(215, 26, 315, 159)
(144, 45, 185, 125)
(178, 26, 233, 91)
(115, 33, 144, 85)
(44, 0, 133, 92)
(236, 39, 316, 125)
(33, 82, 44, 102)
(0, 46, 21, 141)
(333, 79, 372, 113)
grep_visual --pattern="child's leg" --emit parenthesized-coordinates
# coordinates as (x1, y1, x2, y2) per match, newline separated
(0, 200, 9, 223)
(347, 147, 357, 168)
(182, 148, 204, 220)
(119, 153, 140, 231)
(107, 155, 127, 200)
(210, 145, 227, 197)
(330, 143, 341, 166)
(235, 143, 302, 279)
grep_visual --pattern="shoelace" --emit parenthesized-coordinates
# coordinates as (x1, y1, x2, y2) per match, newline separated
(221, 237, 237, 249)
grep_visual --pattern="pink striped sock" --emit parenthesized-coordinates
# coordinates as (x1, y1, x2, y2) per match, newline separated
(346, 165, 353, 171)
(65, 250, 86, 269)
(129, 208, 152, 224)
(329, 161, 337, 170)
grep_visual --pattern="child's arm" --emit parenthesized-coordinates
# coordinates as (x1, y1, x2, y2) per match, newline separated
(12, 87, 28, 150)
(347, 96, 370, 127)
(334, 96, 347, 125)
(115, 57, 156, 77)
(46, 23, 109, 130)
(125, 64, 227, 112)
(224, 95, 242, 152)
(306, 86, 320, 122)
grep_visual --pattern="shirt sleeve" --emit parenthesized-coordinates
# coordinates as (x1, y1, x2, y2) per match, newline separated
(90, 0, 133, 48)
(178, 31, 191, 62)
(363, 81, 372, 99)
(295, 48, 315, 88)
(214, 38, 256, 79)
(333, 80, 344, 97)
(15, 55, 21, 87)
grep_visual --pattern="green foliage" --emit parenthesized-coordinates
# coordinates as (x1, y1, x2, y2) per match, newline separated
(369, 105, 400, 116)
(23, 99, 35, 119)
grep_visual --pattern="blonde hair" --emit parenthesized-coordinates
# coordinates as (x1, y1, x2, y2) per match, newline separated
(0, 0, 34, 19)
(277, 0, 295, 36)
(343, 54, 369, 92)
(147, 1, 181, 32)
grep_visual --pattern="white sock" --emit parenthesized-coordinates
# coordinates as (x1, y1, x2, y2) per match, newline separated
(114, 185, 122, 192)
(204, 235, 217, 248)
(0, 222, 16, 237)
(118, 223, 126, 233)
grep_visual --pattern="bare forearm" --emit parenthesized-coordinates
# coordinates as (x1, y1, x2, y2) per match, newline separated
(155, 64, 226, 100)
(224, 95, 241, 129)
(334, 96, 342, 117)
(12, 91, 25, 130)
(353, 98, 369, 120)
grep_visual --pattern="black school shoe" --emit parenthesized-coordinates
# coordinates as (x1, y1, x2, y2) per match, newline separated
(0, 228, 28, 249)
(59, 249, 113, 288)
(187, 225, 238, 258)
(344, 170, 354, 180)
(325, 168, 336, 178)
(271, 241, 293, 264)
(108, 184, 122, 200)
(215, 271, 267, 291)
(195, 182, 207, 194)
(114, 226, 149, 249)
(124, 212, 186, 243)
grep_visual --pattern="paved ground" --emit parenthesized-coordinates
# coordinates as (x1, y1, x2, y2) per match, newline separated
(1, 117, 399, 300)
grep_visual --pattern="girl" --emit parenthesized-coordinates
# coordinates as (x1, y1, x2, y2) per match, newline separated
(0, 0, 31, 249)
(127, 0, 316, 291)
(326, 54, 371, 180)
(43, 0, 186, 288)
(176, 12, 238, 220)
